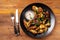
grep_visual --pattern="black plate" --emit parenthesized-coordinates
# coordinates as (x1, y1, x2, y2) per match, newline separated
(20, 3, 55, 38)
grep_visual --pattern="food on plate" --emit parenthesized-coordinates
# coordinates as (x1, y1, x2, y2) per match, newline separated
(29, 29, 37, 34)
(23, 5, 50, 34)
(38, 29, 44, 33)
(32, 6, 38, 12)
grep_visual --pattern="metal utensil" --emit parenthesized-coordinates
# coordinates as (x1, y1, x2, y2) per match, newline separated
(15, 9, 20, 35)
(10, 13, 18, 35)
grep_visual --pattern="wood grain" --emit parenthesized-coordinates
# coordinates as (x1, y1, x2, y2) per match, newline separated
(0, 0, 60, 40)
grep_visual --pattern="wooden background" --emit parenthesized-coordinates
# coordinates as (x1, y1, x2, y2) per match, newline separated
(0, 0, 60, 40)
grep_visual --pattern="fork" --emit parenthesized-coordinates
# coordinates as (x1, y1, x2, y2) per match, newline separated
(10, 13, 18, 35)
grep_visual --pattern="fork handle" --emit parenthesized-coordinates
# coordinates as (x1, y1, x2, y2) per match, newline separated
(16, 23, 20, 35)
(17, 23, 20, 35)
(14, 25, 18, 34)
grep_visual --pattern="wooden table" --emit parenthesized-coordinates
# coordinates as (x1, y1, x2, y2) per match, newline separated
(0, 0, 60, 40)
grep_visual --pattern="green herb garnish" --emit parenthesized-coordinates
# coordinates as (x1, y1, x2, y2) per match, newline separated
(35, 23, 40, 27)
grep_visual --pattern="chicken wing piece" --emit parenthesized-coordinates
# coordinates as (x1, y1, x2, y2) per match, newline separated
(35, 27, 40, 31)
(44, 27, 48, 32)
(45, 21, 50, 27)
(38, 7, 43, 12)
(38, 29, 44, 33)
(39, 24, 46, 29)
(29, 29, 37, 34)
(32, 6, 38, 12)
(23, 19, 31, 28)
(28, 26, 36, 30)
